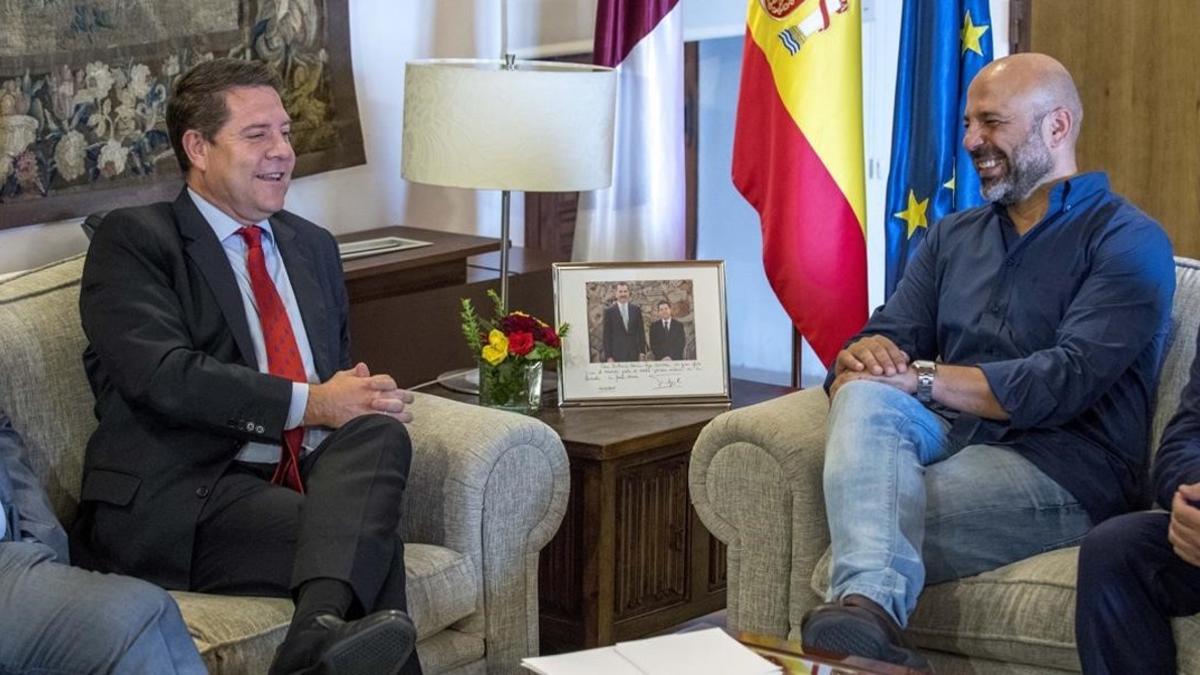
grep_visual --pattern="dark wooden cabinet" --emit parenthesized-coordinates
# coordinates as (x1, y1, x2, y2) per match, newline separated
(530, 380, 791, 652)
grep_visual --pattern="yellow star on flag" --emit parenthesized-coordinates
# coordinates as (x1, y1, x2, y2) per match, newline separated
(943, 172, 955, 192)
(894, 190, 929, 239)
(961, 11, 990, 57)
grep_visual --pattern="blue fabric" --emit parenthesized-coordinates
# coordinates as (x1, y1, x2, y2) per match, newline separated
(884, 0, 992, 297)
(0, 542, 205, 674)
(0, 417, 68, 562)
(1075, 512, 1200, 675)
(1153, 322, 1200, 508)
(188, 188, 331, 461)
(830, 172, 1176, 524)
(825, 381, 1091, 625)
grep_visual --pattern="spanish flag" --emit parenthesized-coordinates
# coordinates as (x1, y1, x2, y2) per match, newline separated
(732, 0, 867, 366)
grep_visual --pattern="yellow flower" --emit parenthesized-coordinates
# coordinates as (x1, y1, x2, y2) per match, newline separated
(481, 329, 509, 366)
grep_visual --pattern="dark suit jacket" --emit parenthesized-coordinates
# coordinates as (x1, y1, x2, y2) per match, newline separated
(649, 320, 686, 361)
(72, 190, 349, 589)
(602, 303, 645, 362)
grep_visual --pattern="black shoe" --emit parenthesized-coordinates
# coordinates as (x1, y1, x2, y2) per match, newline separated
(800, 598, 933, 673)
(270, 610, 417, 675)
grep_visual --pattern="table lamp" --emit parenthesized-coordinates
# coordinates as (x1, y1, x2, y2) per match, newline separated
(401, 56, 617, 311)
(401, 55, 617, 391)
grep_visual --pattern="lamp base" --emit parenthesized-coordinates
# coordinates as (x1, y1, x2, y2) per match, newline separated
(436, 366, 558, 397)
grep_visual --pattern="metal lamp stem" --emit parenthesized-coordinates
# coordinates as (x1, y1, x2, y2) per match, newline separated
(499, 188, 511, 313)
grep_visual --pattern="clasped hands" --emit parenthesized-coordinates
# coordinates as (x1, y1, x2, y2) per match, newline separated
(1170, 484, 1200, 568)
(829, 335, 918, 400)
(304, 362, 414, 428)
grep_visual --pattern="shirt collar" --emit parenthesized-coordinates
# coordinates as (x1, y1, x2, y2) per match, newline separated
(187, 188, 274, 244)
(990, 171, 1111, 219)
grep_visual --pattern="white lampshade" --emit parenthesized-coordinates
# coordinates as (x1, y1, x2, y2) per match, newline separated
(402, 59, 617, 192)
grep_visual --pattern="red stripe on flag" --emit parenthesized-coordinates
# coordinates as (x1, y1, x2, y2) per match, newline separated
(732, 31, 867, 366)
(593, 0, 681, 67)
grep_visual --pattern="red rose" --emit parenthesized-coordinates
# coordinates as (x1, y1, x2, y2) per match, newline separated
(500, 313, 540, 334)
(540, 328, 560, 348)
(508, 331, 535, 356)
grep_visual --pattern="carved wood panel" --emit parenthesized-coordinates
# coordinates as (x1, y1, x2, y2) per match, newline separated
(708, 535, 727, 592)
(613, 454, 690, 620)
(539, 465, 585, 618)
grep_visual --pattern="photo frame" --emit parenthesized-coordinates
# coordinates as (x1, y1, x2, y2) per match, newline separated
(553, 261, 730, 406)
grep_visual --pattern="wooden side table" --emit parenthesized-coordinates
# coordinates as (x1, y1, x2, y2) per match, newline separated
(429, 378, 795, 653)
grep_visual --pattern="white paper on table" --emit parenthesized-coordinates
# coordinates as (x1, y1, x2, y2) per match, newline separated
(614, 628, 782, 675)
(521, 628, 782, 675)
(521, 646, 643, 675)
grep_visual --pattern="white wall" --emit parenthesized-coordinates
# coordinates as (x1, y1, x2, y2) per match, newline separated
(0, 0, 745, 275)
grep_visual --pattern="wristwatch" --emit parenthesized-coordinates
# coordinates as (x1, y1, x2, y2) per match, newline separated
(913, 360, 937, 404)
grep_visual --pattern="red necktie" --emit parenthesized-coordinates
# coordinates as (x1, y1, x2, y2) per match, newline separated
(238, 226, 306, 493)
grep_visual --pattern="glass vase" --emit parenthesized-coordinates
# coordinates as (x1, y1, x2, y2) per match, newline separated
(478, 359, 543, 414)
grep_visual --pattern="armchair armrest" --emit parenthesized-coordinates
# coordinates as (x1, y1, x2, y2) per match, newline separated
(403, 392, 569, 674)
(689, 387, 830, 640)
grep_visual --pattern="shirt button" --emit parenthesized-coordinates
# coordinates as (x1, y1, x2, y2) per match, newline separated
(255, 425, 265, 434)
(245, 422, 255, 431)
(195, 486, 210, 498)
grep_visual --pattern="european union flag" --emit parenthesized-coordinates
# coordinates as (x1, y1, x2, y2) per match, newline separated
(884, 0, 993, 298)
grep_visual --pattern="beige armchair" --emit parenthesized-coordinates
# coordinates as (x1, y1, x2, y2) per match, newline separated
(690, 257, 1200, 673)
(0, 254, 569, 675)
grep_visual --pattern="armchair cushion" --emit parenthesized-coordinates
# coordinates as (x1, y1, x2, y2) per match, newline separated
(171, 542, 481, 673)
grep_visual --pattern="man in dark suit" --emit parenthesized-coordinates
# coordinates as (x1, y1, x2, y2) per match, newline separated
(74, 59, 420, 675)
(602, 282, 645, 362)
(648, 300, 686, 361)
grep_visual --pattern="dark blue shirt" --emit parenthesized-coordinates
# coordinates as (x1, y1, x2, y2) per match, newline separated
(1153, 325, 1200, 509)
(836, 172, 1176, 523)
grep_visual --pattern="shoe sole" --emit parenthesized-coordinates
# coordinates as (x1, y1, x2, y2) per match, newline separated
(803, 612, 932, 672)
(317, 619, 415, 675)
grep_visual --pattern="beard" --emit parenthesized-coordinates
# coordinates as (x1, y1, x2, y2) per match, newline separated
(974, 125, 1054, 206)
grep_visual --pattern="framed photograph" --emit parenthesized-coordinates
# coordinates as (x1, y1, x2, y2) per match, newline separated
(553, 261, 730, 406)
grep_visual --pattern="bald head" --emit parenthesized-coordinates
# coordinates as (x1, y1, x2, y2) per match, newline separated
(973, 53, 1083, 141)
(963, 53, 1082, 206)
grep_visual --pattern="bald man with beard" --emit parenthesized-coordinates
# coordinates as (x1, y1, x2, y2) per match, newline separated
(799, 54, 1176, 671)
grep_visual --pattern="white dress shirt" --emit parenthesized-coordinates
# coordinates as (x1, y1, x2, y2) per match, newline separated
(189, 189, 330, 461)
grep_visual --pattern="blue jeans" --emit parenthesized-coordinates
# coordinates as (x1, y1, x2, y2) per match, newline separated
(824, 381, 1092, 627)
(0, 542, 205, 675)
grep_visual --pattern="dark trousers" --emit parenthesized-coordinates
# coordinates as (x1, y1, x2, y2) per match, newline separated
(1076, 511, 1200, 675)
(190, 414, 422, 675)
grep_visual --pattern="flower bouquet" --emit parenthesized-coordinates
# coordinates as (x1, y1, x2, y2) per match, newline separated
(460, 290, 568, 414)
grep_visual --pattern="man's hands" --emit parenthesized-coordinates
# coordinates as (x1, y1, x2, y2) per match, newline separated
(1170, 483, 1200, 567)
(303, 363, 414, 428)
(829, 336, 915, 400)
(835, 335, 910, 378)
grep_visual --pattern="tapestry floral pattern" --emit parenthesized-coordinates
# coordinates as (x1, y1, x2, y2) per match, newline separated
(0, 0, 362, 228)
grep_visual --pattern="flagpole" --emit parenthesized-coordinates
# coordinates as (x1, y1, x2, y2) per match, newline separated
(791, 329, 803, 389)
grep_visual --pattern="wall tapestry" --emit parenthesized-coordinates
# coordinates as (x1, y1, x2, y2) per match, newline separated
(0, 0, 364, 230)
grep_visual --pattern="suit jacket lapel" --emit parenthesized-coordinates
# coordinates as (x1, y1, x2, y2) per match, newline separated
(272, 216, 334, 380)
(174, 190, 259, 369)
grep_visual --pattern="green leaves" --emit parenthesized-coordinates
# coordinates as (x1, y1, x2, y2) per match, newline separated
(460, 297, 484, 356)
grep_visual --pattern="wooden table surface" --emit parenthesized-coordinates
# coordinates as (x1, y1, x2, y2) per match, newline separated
(429, 377, 794, 452)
